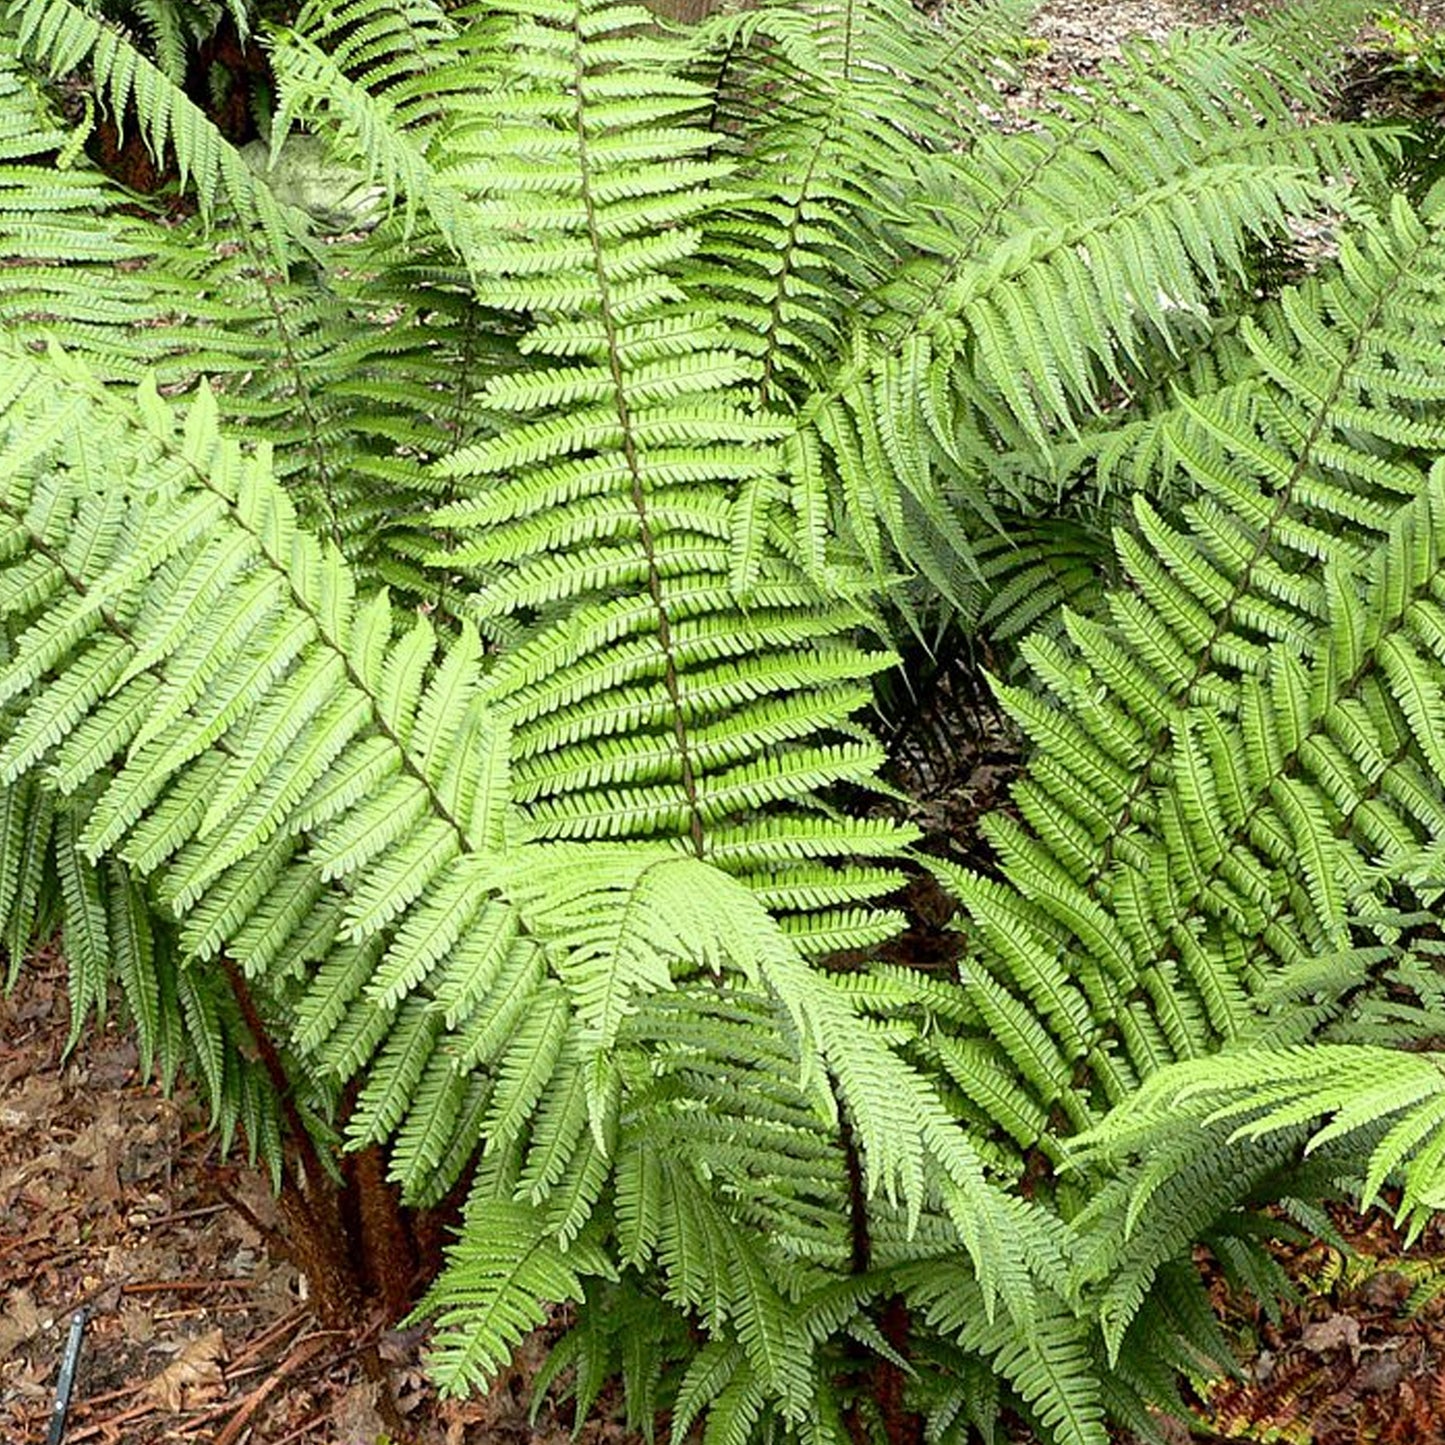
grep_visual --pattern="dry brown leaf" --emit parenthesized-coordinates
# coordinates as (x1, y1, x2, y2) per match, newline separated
(1300, 1312, 1362, 1360)
(0, 1076, 64, 1129)
(332, 1379, 387, 1441)
(0, 1287, 42, 1356)
(69, 1098, 124, 1201)
(85, 1037, 138, 1090)
(119, 1301, 157, 1345)
(142, 1326, 227, 1411)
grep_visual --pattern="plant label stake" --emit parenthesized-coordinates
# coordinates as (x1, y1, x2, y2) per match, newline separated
(46, 1307, 87, 1445)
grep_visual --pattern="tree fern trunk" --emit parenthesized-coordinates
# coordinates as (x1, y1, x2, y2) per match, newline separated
(342, 1143, 419, 1320)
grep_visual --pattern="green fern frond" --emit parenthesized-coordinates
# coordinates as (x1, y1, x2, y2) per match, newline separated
(6, 0, 292, 246)
(775, 17, 1395, 595)
(691, 0, 1032, 403)
(1075, 1045, 1445, 1248)
(0, 23, 527, 606)
(880, 187, 1445, 1423)
(418, 1202, 613, 1396)
(898, 1267, 1107, 1445)
(419, 0, 918, 953)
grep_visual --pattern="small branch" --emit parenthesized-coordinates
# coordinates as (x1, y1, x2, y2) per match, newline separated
(120, 1278, 255, 1295)
(213, 1334, 332, 1445)
(131, 1202, 228, 1230)
(208, 1178, 276, 1245)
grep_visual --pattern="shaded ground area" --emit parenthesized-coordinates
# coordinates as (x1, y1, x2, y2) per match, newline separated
(1197, 1210, 1445, 1443)
(0, 958, 626, 1445)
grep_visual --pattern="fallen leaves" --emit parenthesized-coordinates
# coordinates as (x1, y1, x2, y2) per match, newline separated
(1301, 1313, 1362, 1361)
(1204, 1208, 1445, 1444)
(141, 1327, 227, 1412)
(0, 1286, 43, 1355)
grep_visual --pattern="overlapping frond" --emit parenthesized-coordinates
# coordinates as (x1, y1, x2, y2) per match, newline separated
(1064, 1039, 1445, 1375)
(0, 15, 535, 607)
(426, 0, 917, 956)
(932, 198, 1445, 1175)
(860, 192, 1445, 1429)
(0, 340, 1065, 1432)
(1074, 1045, 1445, 1252)
(773, 9, 1395, 592)
(266, 0, 492, 257)
(6, 0, 292, 245)
(421, 1203, 613, 1394)
(689, 0, 1031, 403)
(109, 0, 250, 86)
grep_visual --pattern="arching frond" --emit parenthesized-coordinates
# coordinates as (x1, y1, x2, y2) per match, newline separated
(1078, 1043, 1445, 1232)
(775, 11, 1395, 593)
(7, 0, 293, 245)
(1, 1, 1436, 1439)
(0, 338, 1067, 1432)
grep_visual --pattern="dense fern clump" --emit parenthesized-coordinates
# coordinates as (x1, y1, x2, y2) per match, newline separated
(912, 192, 1445, 1429)
(2, 0, 1443, 1440)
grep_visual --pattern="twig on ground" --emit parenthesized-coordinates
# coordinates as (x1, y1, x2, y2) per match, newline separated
(212, 1333, 333, 1445)
(121, 1278, 256, 1296)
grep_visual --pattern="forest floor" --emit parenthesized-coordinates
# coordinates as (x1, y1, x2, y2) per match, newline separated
(8, 1, 1445, 1443)
(0, 955, 632, 1445)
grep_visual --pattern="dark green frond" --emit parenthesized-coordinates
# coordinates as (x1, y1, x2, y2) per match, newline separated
(7, 0, 293, 244)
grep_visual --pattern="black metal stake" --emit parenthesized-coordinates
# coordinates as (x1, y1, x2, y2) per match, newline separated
(45, 1306, 87, 1445)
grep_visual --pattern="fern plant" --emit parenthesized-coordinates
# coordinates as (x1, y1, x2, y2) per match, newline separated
(891, 187, 1445, 1435)
(0, 335, 1068, 1414)
(0, 0, 1440, 1441)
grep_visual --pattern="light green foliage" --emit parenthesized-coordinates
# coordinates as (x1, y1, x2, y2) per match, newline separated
(1373, 6, 1445, 95)
(0, 336, 1058, 1429)
(0, 0, 1439, 1441)
(941, 196, 1445, 1156)
(923, 187, 1445, 1414)
(1074, 1045, 1445, 1250)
